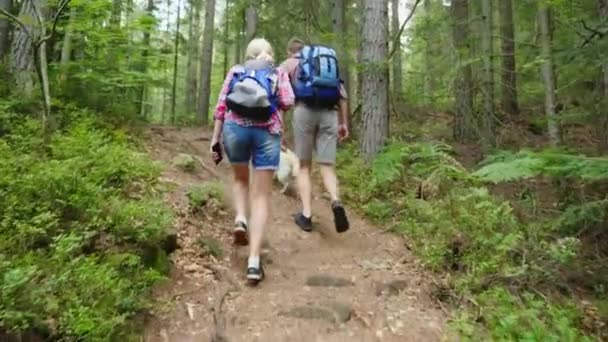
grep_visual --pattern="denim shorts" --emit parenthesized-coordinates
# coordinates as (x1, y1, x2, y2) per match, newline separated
(223, 121, 281, 170)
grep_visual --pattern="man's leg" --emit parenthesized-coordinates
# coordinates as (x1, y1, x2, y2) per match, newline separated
(297, 160, 313, 218)
(317, 109, 350, 233)
(319, 163, 339, 202)
(292, 105, 316, 231)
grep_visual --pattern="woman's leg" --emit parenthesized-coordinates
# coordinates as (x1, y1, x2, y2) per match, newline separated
(248, 169, 273, 258)
(223, 122, 252, 245)
(246, 128, 280, 284)
(231, 164, 249, 221)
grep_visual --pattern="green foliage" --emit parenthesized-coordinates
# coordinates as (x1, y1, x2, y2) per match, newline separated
(337, 141, 602, 340)
(0, 111, 171, 340)
(474, 150, 608, 183)
(186, 181, 225, 211)
(454, 288, 590, 341)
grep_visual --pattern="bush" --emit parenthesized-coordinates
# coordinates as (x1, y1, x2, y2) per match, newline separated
(337, 141, 599, 340)
(0, 112, 171, 340)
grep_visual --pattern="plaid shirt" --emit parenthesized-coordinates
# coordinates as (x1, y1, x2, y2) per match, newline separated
(213, 65, 295, 135)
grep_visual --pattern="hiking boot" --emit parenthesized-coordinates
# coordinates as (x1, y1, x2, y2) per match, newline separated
(294, 213, 313, 232)
(233, 221, 249, 246)
(332, 201, 350, 233)
(247, 262, 264, 286)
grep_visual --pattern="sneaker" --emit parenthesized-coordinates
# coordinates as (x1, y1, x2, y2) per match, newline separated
(247, 262, 264, 285)
(233, 221, 248, 246)
(294, 213, 313, 232)
(332, 201, 350, 233)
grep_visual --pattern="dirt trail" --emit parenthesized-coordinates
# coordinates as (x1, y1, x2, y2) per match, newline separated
(142, 126, 449, 342)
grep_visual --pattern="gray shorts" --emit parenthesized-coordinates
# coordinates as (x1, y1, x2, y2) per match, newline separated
(292, 104, 338, 164)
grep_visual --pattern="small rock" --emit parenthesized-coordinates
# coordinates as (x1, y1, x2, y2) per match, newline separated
(306, 275, 354, 287)
(375, 279, 409, 297)
(184, 263, 203, 273)
(279, 305, 336, 323)
(325, 301, 352, 323)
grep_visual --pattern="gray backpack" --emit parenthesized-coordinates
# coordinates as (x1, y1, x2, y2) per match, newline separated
(226, 62, 279, 122)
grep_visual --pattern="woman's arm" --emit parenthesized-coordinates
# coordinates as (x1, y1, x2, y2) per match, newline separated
(276, 68, 295, 111)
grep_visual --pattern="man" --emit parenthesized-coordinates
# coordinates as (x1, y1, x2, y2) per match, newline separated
(280, 38, 350, 233)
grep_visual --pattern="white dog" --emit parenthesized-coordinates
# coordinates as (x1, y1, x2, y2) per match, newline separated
(275, 146, 300, 194)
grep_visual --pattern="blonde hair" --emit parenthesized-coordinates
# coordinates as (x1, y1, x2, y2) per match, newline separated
(245, 38, 275, 63)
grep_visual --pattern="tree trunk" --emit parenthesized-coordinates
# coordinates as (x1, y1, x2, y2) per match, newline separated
(245, 0, 257, 42)
(423, 0, 434, 103)
(235, 8, 244, 62)
(451, 0, 475, 142)
(480, 0, 495, 147)
(222, 0, 231, 76)
(538, 4, 560, 146)
(111, 0, 122, 28)
(197, 0, 215, 125)
(30, 0, 51, 139)
(185, 0, 201, 116)
(139, 0, 155, 119)
(10, 0, 37, 94)
(0, 0, 10, 60)
(390, 0, 402, 100)
(60, 6, 76, 82)
(597, 0, 608, 152)
(360, 0, 389, 162)
(171, 0, 182, 125)
(499, 0, 518, 116)
(331, 0, 351, 110)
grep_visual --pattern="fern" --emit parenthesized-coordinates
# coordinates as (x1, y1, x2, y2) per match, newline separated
(474, 150, 608, 183)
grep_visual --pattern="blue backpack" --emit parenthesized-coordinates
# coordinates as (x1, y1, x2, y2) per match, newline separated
(226, 64, 279, 122)
(293, 45, 342, 108)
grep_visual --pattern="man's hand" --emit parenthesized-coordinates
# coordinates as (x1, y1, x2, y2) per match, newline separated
(338, 123, 350, 142)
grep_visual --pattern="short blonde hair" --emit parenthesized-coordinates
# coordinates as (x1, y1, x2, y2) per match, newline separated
(245, 38, 275, 63)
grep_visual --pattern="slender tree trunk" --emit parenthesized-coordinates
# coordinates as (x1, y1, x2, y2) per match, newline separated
(481, 0, 495, 147)
(451, 0, 475, 142)
(185, 0, 200, 115)
(390, 0, 402, 100)
(139, 0, 155, 118)
(245, 0, 257, 42)
(360, 0, 389, 162)
(10, 0, 37, 94)
(111, 0, 122, 27)
(598, 0, 608, 152)
(538, 4, 560, 146)
(171, 0, 182, 125)
(423, 0, 434, 103)
(332, 0, 352, 111)
(223, 0, 230, 76)
(0, 0, 10, 60)
(235, 8, 244, 62)
(59, 4, 75, 79)
(30, 0, 51, 138)
(197, 0, 215, 125)
(499, 0, 518, 116)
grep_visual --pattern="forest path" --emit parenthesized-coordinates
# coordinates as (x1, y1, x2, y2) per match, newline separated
(142, 126, 448, 342)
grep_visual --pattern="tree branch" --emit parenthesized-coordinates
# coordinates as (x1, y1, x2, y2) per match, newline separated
(39, 0, 72, 45)
(389, 0, 422, 59)
(579, 19, 607, 48)
(0, 8, 32, 40)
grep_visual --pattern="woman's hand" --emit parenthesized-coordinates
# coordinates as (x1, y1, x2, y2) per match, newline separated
(210, 135, 222, 164)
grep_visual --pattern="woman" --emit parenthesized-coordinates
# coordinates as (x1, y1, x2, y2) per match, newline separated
(210, 38, 295, 285)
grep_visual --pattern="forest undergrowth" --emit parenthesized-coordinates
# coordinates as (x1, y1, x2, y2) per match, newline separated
(338, 115, 608, 341)
(0, 100, 173, 341)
